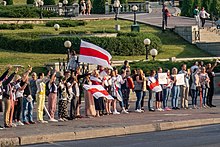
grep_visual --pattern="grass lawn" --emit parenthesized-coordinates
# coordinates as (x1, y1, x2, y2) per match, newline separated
(0, 19, 211, 74)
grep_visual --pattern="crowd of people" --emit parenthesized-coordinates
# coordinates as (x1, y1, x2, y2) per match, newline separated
(0, 57, 219, 129)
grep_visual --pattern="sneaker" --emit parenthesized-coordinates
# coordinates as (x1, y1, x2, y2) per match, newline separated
(11, 123, 17, 127)
(49, 118, 58, 122)
(58, 118, 64, 122)
(23, 121, 30, 125)
(113, 111, 120, 115)
(29, 121, 36, 124)
(16, 121, 24, 126)
(38, 120, 48, 124)
(134, 109, 142, 113)
(0, 126, 4, 130)
(158, 108, 164, 111)
(121, 110, 129, 114)
(63, 118, 68, 121)
(165, 107, 172, 111)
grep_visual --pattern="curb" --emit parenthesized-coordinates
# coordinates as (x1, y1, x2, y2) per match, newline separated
(1, 118, 220, 146)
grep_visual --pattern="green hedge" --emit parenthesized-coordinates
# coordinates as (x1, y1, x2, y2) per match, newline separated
(0, 5, 58, 18)
(129, 60, 220, 76)
(92, 0, 105, 14)
(46, 20, 87, 27)
(0, 24, 33, 30)
(0, 32, 162, 56)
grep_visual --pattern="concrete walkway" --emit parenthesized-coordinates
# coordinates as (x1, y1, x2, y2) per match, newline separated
(0, 95, 220, 146)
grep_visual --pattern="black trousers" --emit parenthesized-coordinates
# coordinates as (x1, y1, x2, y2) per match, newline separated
(69, 96, 79, 118)
(207, 87, 214, 105)
(201, 17, 205, 27)
(13, 97, 23, 121)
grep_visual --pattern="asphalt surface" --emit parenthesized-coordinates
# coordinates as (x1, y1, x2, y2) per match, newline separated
(24, 124, 220, 147)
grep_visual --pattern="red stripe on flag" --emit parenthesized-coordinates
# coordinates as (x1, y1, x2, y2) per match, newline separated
(80, 47, 110, 64)
(149, 80, 159, 90)
(88, 88, 109, 96)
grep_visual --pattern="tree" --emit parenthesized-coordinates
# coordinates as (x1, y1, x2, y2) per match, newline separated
(92, 0, 105, 14)
(210, 0, 220, 19)
(181, 0, 194, 17)
(193, 0, 201, 9)
(6, 0, 13, 5)
(27, 0, 35, 4)
(44, 0, 56, 5)
(201, 0, 211, 12)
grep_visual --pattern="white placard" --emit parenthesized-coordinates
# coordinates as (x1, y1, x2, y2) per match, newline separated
(158, 73, 168, 84)
(176, 74, 185, 86)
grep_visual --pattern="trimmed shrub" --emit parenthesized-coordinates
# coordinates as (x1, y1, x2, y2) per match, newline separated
(0, 24, 34, 30)
(92, 0, 105, 14)
(0, 5, 58, 18)
(129, 60, 220, 76)
(6, 0, 13, 5)
(45, 20, 87, 27)
(0, 32, 162, 56)
(27, 0, 35, 4)
(44, 0, 56, 5)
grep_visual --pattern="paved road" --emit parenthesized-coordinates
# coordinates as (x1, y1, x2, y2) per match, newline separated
(24, 124, 220, 147)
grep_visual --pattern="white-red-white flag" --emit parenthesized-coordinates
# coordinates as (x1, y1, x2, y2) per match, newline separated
(79, 40, 112, 69)
(149, 80, 162, 92)
(83, 84, 114, 100)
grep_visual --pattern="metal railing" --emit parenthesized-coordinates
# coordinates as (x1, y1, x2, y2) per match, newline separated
(42, 4, 79, 17)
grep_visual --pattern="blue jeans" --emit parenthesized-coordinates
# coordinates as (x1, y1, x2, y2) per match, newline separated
(22, 96, 34, 122)
(121, 88, 130, 109)
(171, 85, 180, 108)
(201, 88, 207, 105)
(163, 88, 171, 108)
(135, 90, 143, 110)
(191, 89, 198, 106)
(148, 90, 154, 110)
(118, 88, 125, 108)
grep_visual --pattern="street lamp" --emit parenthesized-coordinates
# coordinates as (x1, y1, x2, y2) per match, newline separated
(132, 5, 138, 25)
(64, 40, 72, 65)
(144, 38, 151, 60)
(63, 0, 68, 17)
(54, 24, 60, 31)
(150, 48, 158, 61)
(37, 0, 44, 19)
(131, 5, 139, 32)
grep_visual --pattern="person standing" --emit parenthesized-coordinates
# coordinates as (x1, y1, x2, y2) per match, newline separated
(206, 61, 218, 107)
(171, 67, 180, 110)
(80, 0, 86, 15)
(191, 68, 200, 109)
(199, 7, 210, 28)
(134, 69, 144, 113)
(36, 72, 49, 123)
(147, 70, 156, 112)
(193, 6, 200, 27)
(21, 67, 35, 125)
(3, 67, 18, 128)
(179, 64, 190, 109)
(48, 71, 58, 122)
(162, 69, 172, 111)
(164, 7, 171, 27)
(86, 0, 92, 15)
(199, 66, 210, 108)
(30, 72, 37, 105)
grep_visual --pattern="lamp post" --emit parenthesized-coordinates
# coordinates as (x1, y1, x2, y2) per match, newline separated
(132, 5, 138, 25)
(144, 38, 151, 60)
(162, 0, 166, 32)
(63, 0, 68, 17)
(150, 48, 158, 61)
(54, 24, 60, 31)
(64, 40, 72, 66)
(131, 5, 139, 32)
